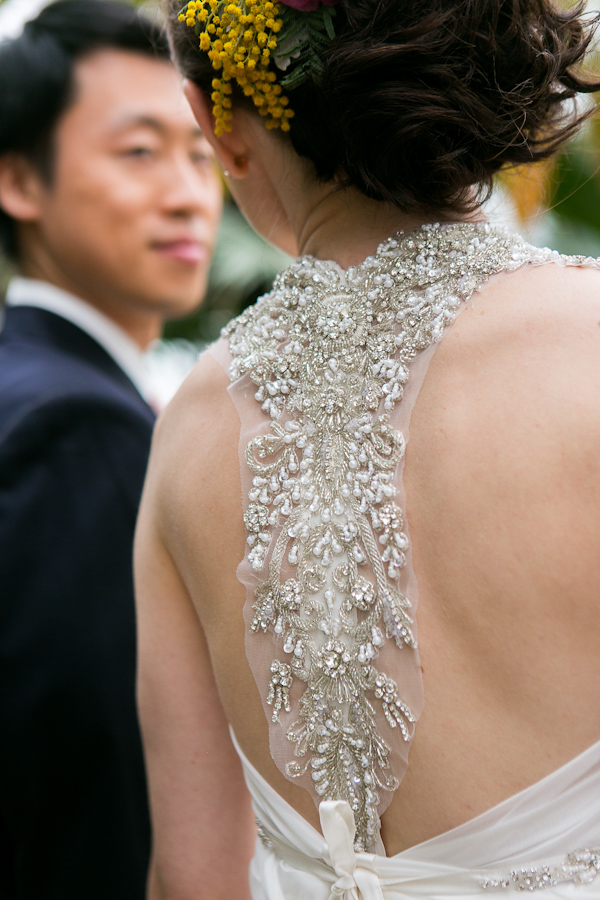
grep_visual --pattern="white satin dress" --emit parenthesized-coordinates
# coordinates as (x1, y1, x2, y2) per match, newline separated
(211, 223, 600, 899)
(232, 731, 600, 899)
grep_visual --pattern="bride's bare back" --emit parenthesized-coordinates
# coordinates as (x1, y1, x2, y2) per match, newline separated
(138, 0, 600, 894)
(136, 258, 600, 896)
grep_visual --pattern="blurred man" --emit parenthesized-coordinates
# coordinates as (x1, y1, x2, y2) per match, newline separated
(0, 1, 222, 897)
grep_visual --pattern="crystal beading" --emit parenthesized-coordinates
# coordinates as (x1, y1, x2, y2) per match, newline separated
(226, 222, 591, 852)
(481, 848, 600, 891)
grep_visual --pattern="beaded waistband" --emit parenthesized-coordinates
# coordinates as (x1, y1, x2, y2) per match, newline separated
(482, 849, 600, 892)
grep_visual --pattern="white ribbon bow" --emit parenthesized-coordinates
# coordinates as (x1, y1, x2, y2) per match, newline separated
(320, 800, 386, 900)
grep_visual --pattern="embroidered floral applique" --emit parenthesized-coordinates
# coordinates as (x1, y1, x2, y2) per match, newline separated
(226, 222, 577, 851)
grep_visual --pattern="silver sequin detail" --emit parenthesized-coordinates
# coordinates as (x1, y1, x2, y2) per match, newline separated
(482, 848, 600, 891)
(226, 222, 591, 852)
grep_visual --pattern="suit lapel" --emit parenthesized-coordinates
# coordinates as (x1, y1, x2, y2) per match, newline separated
(1, 305, 155, 419)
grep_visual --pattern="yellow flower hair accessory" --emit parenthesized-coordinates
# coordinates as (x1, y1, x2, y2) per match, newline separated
(179, 0, 337, 136)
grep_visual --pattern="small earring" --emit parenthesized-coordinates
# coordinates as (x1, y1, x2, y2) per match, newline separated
(223, 169, 231, 177)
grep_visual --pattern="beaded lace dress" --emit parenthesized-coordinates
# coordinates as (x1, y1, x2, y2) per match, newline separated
(207, 222, 600, 897)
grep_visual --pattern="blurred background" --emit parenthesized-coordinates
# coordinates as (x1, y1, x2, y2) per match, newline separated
(1, 0, 600, 401)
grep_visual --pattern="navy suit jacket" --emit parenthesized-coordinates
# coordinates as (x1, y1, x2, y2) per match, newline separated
(0, 304, 155, 899)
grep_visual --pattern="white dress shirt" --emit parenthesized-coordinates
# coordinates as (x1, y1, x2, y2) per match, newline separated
(5, 277, 154, 403)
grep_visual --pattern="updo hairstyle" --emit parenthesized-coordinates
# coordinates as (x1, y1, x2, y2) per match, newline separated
(168, 0, 600, 217)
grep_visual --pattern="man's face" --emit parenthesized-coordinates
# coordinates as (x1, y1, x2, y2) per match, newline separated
(24, 49, 222, 328)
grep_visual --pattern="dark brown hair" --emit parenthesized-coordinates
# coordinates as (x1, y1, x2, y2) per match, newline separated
(168, 0, 600, 217)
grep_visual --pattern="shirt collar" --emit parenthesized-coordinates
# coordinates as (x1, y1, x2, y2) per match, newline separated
(5, 277, 154, 402)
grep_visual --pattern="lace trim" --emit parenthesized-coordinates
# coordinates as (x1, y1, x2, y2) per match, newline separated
(225, 222, 591, 851)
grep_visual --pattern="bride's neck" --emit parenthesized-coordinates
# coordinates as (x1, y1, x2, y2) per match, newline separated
(293, 191, 435, 269)
(282, 168, 484, 270)
(238, 118, 485, 269)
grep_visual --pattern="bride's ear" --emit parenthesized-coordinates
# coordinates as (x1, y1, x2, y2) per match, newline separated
(183, 80, 249, 178)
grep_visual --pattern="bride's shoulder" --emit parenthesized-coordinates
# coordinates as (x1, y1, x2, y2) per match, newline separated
(417, 257, 600, 488)
(439, 258, 600, 382)
(156, 339, 232, 438)
(483, 254, 600, 316)
(146, 338, 240, 510)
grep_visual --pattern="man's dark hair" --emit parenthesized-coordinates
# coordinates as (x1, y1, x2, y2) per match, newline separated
(0, 0, 169, 261)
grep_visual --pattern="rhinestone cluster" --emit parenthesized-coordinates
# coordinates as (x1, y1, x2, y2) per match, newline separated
(226, 222, 580, 851)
